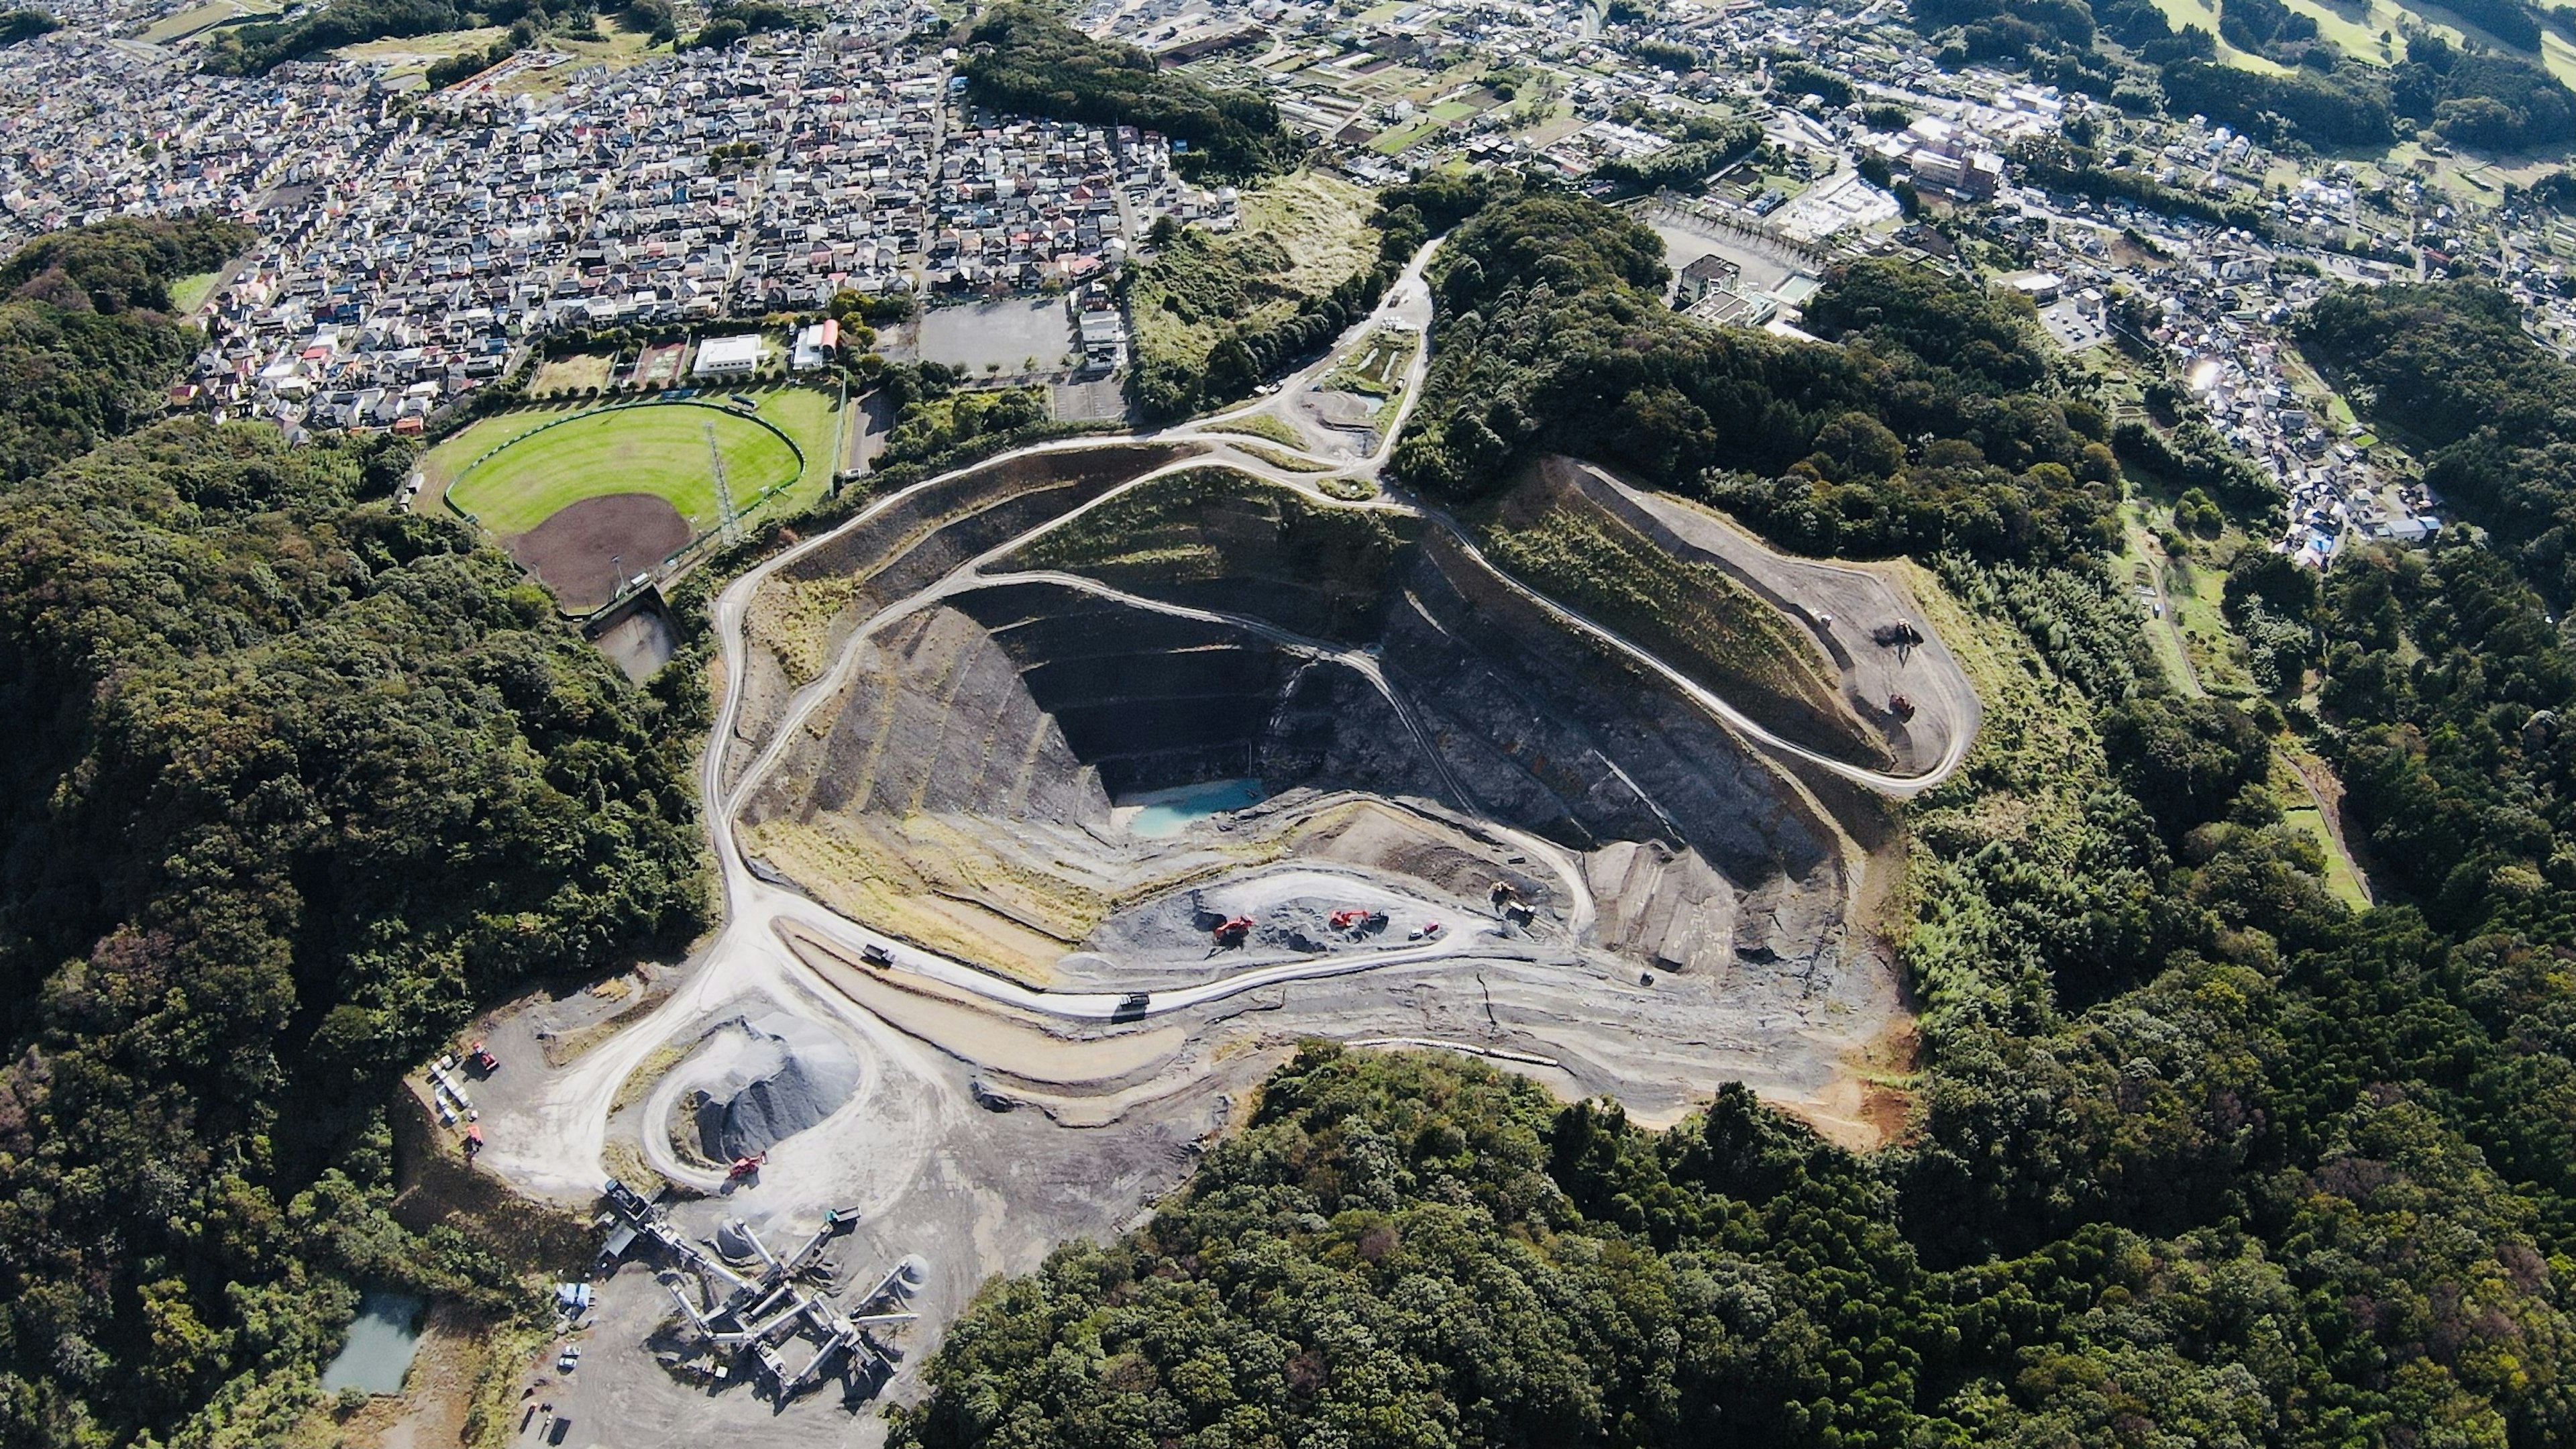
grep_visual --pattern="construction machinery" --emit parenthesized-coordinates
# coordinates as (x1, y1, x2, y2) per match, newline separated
(1330, 907, 1389, 934)
(466, 1041, 500, 1077)
(1212, 915, 1254, 947)
(727, 1152, 766, 1182)
(604, 1181, 920, 1405)
(1888, 692, 1916, 720)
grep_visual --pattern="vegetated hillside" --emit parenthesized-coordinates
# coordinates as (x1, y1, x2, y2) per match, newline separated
(1393, 184, 2118, 569)
(2299, 282, 2576, 930)
(0, 8, 59, 45)
(891, 188, 2576, 1448)
(0, 419, 706, 1444)
(0, 215, 251, 480)
(1919, 0, 2575, 153)
(1008, 466, 1414, 641)
(2298, 280, 2576, 598)
(958, 3, 1300, 180)
(1124, 170, 1389, 422)
(201, 0, 639, 75)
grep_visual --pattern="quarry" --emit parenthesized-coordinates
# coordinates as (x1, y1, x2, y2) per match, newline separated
(460, 257, 1979, 1444)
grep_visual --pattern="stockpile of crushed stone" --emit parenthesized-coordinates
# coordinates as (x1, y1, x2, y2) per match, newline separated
(687, 1012, 861, 1160)
(1085, 867, 1452, 965)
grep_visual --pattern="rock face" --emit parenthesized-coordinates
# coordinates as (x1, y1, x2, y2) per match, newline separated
(688, 1012, 863, 1161)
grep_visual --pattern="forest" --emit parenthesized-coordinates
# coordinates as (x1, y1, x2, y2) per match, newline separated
(0, 229, 706, 1444)
(957, 4, 1301, 180)
(891, 181, 2576, 1449)
(2298, 280, 2576, 604)
(0, 215, 249, 482)
(1391, 186, 2118, 566)
(201, 0, 636, 76)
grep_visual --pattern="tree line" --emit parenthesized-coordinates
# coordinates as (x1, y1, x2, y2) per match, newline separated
(957, 4, 1302, 182)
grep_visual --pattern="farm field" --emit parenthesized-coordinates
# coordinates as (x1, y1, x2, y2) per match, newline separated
(138, 0, 281, 43)
(2150, 0, 2576, 91)
(531, 353, 617, 392)
(167, 270, 222, 315)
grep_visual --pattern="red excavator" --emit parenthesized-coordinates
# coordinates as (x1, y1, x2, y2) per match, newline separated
(466, 1040, 500, 1076)
(727, 1152, 765, 1181)
(1329, 908, 1371, 931)
(1888, 693, 1917, 720)
(1212, 916, 1254, 948)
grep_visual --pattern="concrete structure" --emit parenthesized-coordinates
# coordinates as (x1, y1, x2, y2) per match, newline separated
(1676, 252, 1741, 307)
(695, 334, 767, 378)
(792, 319, 839, 372)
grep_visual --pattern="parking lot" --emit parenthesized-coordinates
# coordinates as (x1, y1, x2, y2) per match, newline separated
(916, 299, 1078, 375)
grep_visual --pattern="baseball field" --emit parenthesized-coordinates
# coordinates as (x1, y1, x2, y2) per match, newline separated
(439, 401, 802, 535)
(423, 388, 843, 610)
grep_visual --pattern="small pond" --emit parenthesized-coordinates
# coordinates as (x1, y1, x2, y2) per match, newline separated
(320, 1289, 427, 1395)
(1118, 778, 1267, 839)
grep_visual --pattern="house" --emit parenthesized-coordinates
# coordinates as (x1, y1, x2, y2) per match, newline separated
(791, 317, 839, 371)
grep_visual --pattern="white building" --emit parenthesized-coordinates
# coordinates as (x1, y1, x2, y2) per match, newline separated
(790, 319, 839, 372)
(694, 333, 765, 377)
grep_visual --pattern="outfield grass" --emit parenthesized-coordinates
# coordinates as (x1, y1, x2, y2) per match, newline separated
(439, 401, 803, 537)
(754, 386, 843, 513)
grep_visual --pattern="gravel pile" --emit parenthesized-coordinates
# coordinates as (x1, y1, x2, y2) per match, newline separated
(688, 1012, 862, 1160)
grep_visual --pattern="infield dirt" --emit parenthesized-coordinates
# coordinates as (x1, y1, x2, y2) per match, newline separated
(508, 492, 691, 610)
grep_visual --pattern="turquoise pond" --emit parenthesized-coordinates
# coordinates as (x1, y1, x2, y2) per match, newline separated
(321, 1290, 426, 1395)
(1120, 778, 1267, 838)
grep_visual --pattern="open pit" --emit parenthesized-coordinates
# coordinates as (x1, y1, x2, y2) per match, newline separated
(727, 453, 1941, 1112)
(464, 281, 1974, 1440)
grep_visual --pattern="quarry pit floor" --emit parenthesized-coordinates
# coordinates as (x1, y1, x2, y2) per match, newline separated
(463, 244, 1976, 1446)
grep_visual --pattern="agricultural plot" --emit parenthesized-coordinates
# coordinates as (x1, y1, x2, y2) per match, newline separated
(531, 352, 616, 393)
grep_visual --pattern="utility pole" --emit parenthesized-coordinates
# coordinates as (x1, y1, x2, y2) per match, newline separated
(705, 421, 742, 546)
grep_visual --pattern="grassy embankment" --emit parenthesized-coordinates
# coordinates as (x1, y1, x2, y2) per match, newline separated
(1478, 482, 1884, 766)
(1128, 170, 1377, 376)
(1010, 466, 1415, 641)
